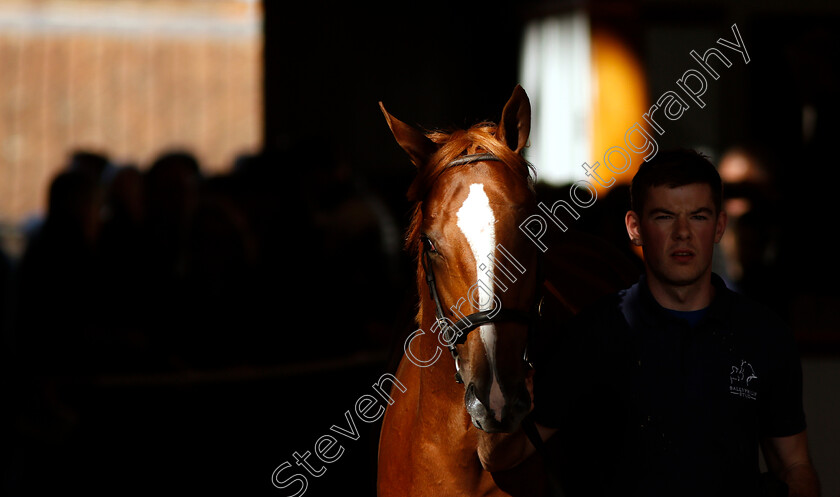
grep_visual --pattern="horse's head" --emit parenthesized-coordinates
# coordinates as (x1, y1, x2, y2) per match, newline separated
(381, 86, 539, 433)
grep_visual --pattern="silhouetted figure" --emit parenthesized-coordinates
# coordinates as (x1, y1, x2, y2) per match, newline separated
(181, 173, 260, 367)
(717, 146, 785, 311)
(138, 151, 202, 367)
(97, 164, 155, 371)
(14, 169, 103, 375)
(67, 150, 111, 183)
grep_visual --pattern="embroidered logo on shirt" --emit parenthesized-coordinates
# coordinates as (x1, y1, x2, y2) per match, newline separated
(729, 360, 758, 400)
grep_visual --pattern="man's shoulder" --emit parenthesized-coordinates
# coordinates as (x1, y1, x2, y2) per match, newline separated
(712, 275, 797, 355)
(563, 282, 638, 345)
(714, 276, 790, 331)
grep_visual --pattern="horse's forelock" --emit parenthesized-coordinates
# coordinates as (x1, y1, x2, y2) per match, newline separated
(406, 122, 532, 202)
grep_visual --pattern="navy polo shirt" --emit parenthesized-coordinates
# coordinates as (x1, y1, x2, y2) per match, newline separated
(532, 273, 806, 497)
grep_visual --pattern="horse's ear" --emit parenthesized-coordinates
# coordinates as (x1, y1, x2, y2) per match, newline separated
(379, 102, 438, 168)
(497, 84, 531, 154)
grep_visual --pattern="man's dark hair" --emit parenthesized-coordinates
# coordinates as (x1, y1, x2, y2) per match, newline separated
(630, 148, 723, 214)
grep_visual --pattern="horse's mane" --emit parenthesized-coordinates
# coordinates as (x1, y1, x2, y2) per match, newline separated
(403, 121, 535, 325)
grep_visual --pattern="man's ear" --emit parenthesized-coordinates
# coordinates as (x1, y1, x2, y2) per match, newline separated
(714, 209, 727, 243)
(625, 210, 643, 246)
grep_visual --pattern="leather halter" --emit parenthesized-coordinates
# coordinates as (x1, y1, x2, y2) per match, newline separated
(422, 155, 563, 497)
(420, 153, 543, 383)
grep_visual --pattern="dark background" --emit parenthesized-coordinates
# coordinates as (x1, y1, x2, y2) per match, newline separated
(3, 0, 840, 495)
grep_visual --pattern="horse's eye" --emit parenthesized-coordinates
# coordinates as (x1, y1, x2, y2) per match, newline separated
(421, 236, 437, 253)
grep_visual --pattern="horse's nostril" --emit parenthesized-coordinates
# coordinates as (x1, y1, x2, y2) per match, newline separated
(466, 382, 476, 397)
(464, 382, 483, 412)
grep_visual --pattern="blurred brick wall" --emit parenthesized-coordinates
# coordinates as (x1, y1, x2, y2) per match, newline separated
(0, 0, 262, 254)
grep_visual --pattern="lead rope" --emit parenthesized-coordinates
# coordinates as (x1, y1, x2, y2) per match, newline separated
(520, 414, 565, 497)
(522, 253, 565, 497)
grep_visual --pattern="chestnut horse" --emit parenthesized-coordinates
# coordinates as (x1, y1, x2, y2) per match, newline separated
(377, 85, 639, 496)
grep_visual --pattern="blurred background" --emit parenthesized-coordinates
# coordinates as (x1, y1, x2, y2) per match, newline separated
(0, 0, 838, 495)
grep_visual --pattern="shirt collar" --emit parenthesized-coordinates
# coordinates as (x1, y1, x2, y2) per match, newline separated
(623, 272, 734, 328)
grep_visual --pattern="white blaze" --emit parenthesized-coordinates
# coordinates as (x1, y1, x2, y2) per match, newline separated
(456, 184, 504, 421)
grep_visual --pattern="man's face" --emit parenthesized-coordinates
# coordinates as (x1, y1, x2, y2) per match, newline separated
(626, 183, 727, 289)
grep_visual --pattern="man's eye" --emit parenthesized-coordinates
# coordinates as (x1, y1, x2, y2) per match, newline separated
(421, 236, 437, 253)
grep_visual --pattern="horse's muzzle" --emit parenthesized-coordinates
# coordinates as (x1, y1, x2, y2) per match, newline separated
(464, 381, 530, 433)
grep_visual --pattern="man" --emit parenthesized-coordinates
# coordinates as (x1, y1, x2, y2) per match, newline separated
(478, 149, 820, 497)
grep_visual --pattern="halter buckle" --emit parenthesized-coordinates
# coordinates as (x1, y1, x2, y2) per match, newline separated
(453, 354, 464, 384)
(523, 346, 534, 370)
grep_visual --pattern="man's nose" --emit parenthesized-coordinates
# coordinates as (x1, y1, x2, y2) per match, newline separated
(673, 216, 691, 239)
